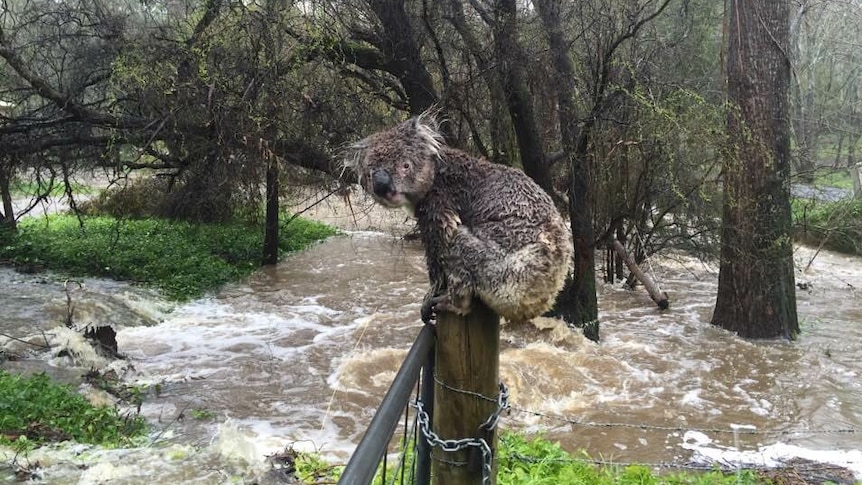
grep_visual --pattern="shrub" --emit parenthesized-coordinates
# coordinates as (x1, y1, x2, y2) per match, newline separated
(0, 371, 147, 450)
(792, 198, 862, 254)
(78, 177, 171, 219)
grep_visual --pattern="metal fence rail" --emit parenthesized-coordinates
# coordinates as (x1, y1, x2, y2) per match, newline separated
(338, 324, 435, 485)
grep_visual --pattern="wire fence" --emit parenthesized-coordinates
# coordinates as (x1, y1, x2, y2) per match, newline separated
(338, 327, 861, 485)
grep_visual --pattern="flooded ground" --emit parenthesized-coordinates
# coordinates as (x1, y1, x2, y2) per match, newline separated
(1, 195, 861, 483)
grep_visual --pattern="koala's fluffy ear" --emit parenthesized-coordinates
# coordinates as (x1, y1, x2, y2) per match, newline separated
(341, 137, 370, 181)
(410, 111, 444, 157)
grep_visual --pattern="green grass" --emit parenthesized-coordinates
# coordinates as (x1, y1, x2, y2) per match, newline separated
(812, 168, 854, 190)
(0, 371, 147, 451)
(292, 433, 767, 484)
(9, 179, 98, 197)
(497, 433, 761, 484)
(0, 214, 337, 300)
(792, 198, 862, 254)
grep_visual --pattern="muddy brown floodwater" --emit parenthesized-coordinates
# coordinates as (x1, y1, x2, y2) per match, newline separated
(2, 225, 862, 482)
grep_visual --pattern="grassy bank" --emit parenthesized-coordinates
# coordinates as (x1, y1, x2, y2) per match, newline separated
(293, 432, 765, 484)
(0, 214, 337, 300)
(0, 371, 147, 451)
(792, 198, 862, 255)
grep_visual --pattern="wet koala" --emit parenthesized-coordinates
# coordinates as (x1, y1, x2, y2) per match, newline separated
(345, 115, 572, 324)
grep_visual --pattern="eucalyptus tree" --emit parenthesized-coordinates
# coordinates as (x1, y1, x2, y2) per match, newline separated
(712, 0, 799, 339)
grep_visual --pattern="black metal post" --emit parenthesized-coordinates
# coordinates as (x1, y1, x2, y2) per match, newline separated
(414, 346, 435, 485)
(338, 325, 436, 485)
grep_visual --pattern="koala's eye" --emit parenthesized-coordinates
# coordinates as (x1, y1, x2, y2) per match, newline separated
(402, 162, 411, 170)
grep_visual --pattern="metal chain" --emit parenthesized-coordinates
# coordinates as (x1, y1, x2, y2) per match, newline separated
(480, 382, 509, 431)
(413, 399, 494, 485)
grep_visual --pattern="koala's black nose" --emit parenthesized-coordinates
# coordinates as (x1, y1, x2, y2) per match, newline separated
(372, 170, 393, 197)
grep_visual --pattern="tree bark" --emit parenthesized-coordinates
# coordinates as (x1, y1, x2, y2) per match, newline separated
(367, 0, 442, 117)
(0, 158, 16, 231)
(534, 0, 599, 335)
(492, 0, 553, 193)
(852, 164, 862, 200)
(712, 0, 799, 339)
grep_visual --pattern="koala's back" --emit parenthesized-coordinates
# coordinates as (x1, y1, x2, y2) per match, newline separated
(419, 148, 572, 322)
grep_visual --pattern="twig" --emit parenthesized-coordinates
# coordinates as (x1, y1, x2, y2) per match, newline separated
(0, 332, 50, 349)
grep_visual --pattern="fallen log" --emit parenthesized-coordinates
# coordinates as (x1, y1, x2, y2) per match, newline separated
(612, 239, 669, 310)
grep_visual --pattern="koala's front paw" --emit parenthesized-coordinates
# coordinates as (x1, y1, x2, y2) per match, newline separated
(421, 292, 472, 324)
(421, 293, 447, 324)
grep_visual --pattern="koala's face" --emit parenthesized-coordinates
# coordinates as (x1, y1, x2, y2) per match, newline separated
(349, 117, 441, 211)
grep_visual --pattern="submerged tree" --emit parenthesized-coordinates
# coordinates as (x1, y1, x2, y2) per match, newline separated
(712, 0, 799, 339)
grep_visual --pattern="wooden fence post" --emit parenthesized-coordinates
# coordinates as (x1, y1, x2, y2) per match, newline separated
(432, 300, 500, 485)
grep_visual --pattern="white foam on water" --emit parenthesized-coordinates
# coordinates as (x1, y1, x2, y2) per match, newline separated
(682, 430, 862, 478)
(118, 298, 340, 381)
(1, 441, 236, 484)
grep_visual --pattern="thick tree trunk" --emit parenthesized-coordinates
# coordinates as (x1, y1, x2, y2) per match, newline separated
(534, 0, 599, 337)
(368, 0, 450, 141)
(712, 0, 799, 339)
(492, 0, 553, 193)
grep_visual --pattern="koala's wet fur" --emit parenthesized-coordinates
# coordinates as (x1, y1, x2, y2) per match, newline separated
(346, 115, 573, 324)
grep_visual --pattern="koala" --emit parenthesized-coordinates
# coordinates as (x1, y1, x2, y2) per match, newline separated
(345, 114, 572, 324)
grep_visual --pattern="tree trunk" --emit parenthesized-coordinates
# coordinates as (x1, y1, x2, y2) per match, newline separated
(262, 159, 279, 265)
(492, 0, 553, 193)
(712, 0, 799, 339)
(0, 158, 16, 232)
(446, 0, 513, 164)
(613, 240, 668, 309)
(367, 0, 450, 140)
(534, 0, 599, 338)
(852, 164, 862, 200)
(833, 133, 845, 168)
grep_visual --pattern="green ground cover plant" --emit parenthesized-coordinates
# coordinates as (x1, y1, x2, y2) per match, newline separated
(792, 198, 862, 255)
(812, 169, 853, 191)
(0, 214, 337, 300)
(0, 371, 147, 451)
(292, 432, 766, 485)
(496, 433, 762, 485)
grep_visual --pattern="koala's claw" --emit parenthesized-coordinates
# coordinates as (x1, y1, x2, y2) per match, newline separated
(421, 302, 436, 324)
(421, 294, 449, 324)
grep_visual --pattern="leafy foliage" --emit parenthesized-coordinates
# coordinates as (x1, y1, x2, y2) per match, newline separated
(792, 199, 862, 255)
(0, 214, 337, 300)
(497, 433, 763, 484)
(0, 371, 147, 451)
